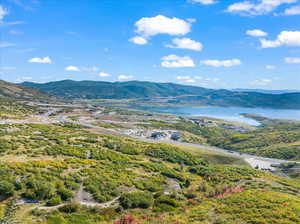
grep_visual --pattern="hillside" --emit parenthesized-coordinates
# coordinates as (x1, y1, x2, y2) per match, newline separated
(22, 80, 212, 99)
(22, 80, 300, 109)
(214, 115, 300, 160)
(0, 115, 300, 223)
(0, 80, 54, 102)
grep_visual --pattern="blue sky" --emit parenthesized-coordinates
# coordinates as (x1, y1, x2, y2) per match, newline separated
(1, 0, 300, 89)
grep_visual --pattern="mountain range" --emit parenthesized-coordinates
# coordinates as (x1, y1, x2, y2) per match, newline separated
(21, 80, 300, 109)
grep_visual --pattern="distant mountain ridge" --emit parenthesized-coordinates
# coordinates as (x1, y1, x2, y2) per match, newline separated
(22, 80, 300, 109)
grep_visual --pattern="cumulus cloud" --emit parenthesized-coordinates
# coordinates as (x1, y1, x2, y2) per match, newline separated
(166, 38, 203, 51)
(130, 15, 193, 45)
(227, 0, 297, 16)
(161, 55, 195, 68)
(246, 29, 268, 37)
(98, 72, 112, 77)
(129, 36, 148, 45)
(260, 31, 300, 48)
(266, 65, 277, 69)
(251, 78, 272, 86)
(284, 57, 300, 64)
(284, 5, 300, 15)
(135, 15, 191, 37)
(28, 57, 52, 64)
(0, 5, 8, 23)
(118, 74, 134, 80)
(190, 0, 217, 5)
(65, 66, 80, 71)
(201, 59, 241, 67)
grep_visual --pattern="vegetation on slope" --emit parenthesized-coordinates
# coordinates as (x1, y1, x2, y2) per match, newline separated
(0, 80, 53, 102)
(0, 121, 299, 223)
(214, 116, 300, 160)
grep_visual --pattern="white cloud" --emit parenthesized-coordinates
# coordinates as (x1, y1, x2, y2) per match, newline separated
(251, 78, 272, 86)
(135, 15, 191, 38)
(227, 1, 255, 13)
(65, 65, 80, 71)
(161, 55, 195, 68)
(98, 72, 112, 77)
(129, 36, 148, 45)
(284, 57, 300, 64)
(185, 79, 196, 83)
(266, 65, 277, 69)
(0, 42, 16, 48)
(0, 5, 8, 24)
(177, 75, 221, 85)
(176, 76, 192, 80)
(284, 5, 300, 15)
(28, 57, 52, 64)
(166, 38, 203, 51)
(246, 29, 268, 37)
(118, 74, 134, 80)
(201, 59, 241, 67)
(227, 0, 297, 16)
(260, 31, 300, 48)
(260, 39, 281, 48)
(190, 0, 217, 5)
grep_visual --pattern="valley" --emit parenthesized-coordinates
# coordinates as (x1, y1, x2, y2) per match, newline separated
(0, 81, 300, 223)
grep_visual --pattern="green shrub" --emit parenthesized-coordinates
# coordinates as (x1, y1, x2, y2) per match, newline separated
(0, 180, 15, 197)
(58, 202, 80, 213)
(46, 196, 62, 206)
(58, 187, 74, 201)
(120, 191, 154, 209)
(153, 195, 180, 212)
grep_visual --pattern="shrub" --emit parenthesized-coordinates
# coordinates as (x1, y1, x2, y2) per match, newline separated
(58, 202, 80, 213)
(119, 191, 153, 209)
(58, 187, 74, 201)
(46, 196, 62, 206)
(0, 181, 15, 198)
(153, 195, 180, 212)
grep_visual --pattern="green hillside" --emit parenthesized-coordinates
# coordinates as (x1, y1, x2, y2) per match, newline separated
(0, 80, 54, 102)
(0, 122, 300, 224)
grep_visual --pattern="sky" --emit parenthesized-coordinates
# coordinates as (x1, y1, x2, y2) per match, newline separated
(0, 0, 300, 90)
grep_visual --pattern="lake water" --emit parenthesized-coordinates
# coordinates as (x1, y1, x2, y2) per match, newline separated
(132, 106, 300, 126)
